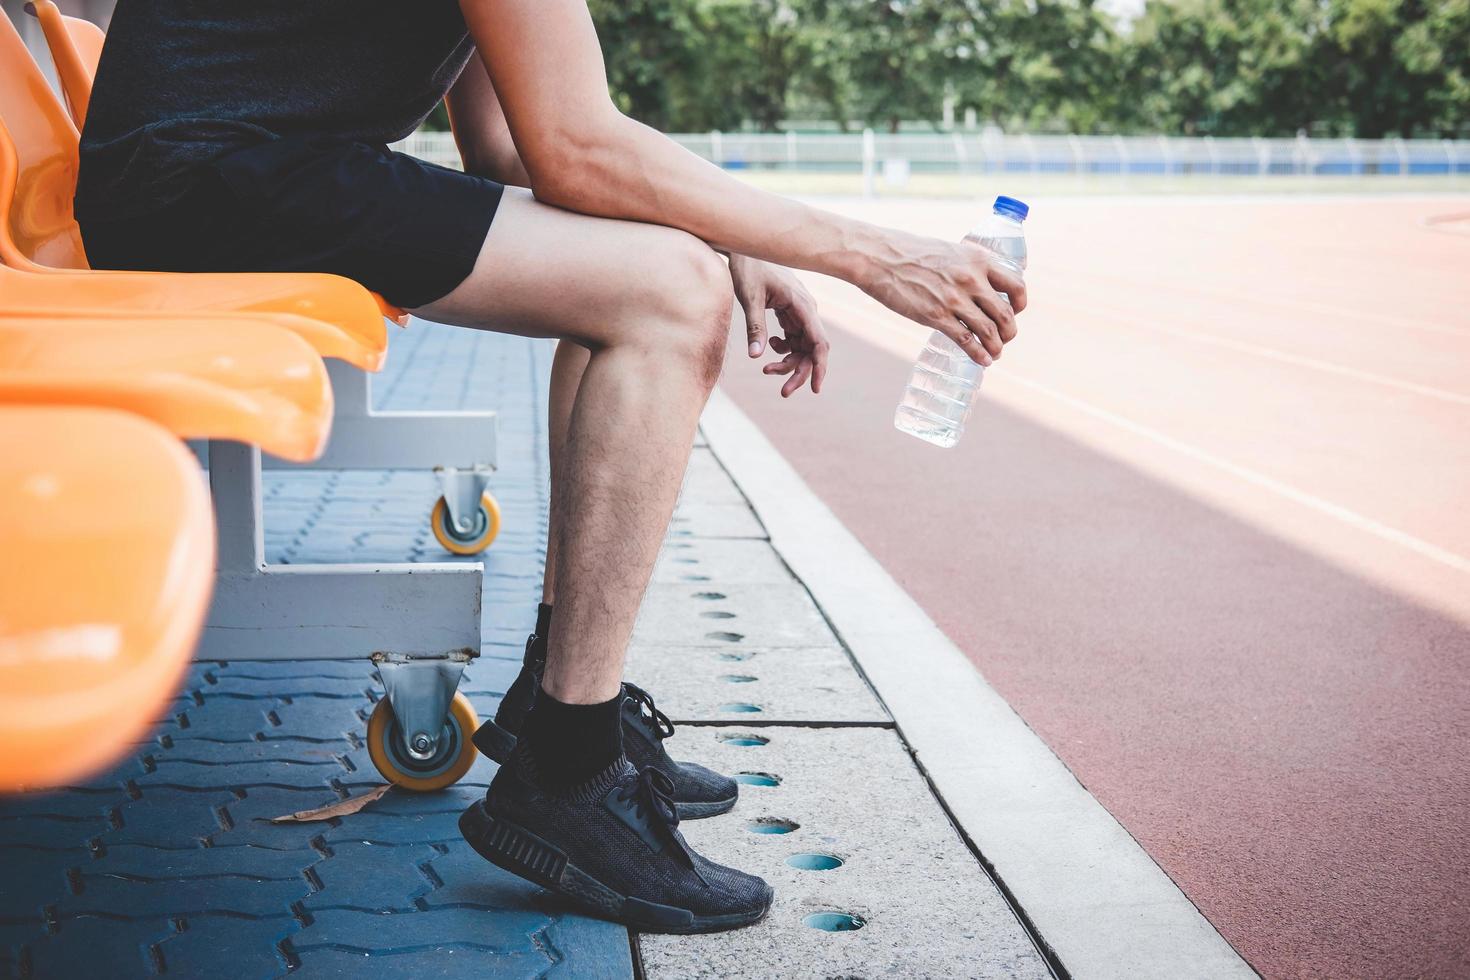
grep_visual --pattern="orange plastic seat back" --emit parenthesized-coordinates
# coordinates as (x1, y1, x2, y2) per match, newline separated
(0, 406, 214, 791)
(31, 1, 101, 128)
(0, 10, 85, 269)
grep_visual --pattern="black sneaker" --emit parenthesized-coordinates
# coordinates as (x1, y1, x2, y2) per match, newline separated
(460, 748, 772, 934)
(476, 631, 543, 752)
(620, 682, 736, 818)
(474, 635, 739, 819)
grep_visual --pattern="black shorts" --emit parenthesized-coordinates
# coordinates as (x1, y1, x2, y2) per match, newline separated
(78, 137, 505, 309)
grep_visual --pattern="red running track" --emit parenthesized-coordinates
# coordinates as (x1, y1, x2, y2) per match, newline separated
(716, 195, 1470, 979)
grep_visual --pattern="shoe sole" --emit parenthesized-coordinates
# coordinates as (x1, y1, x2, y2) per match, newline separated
(473, 721, 738, 820)
(459, 800, 770, 935)
(674, 796, 737, 819)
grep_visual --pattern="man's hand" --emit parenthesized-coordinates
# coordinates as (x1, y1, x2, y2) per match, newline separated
(729, 255, 828, 397)
(854, 229, 1026, 367)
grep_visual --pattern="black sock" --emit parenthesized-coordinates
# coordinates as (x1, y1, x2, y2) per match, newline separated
(522, 686, 623, 789)
(534, 602, 554, 640)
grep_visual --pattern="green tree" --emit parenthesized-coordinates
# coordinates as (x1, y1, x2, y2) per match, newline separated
(1325, 0, 1470, 137)
(799, 0, 958, 131)
(586, 0, 700, 130)
(960, 0, 1123, 133)
(566, 0, 1467, 137)
(1118, 0, 1323, 136)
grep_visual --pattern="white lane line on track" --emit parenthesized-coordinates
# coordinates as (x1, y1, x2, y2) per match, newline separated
(1000, 373, 1470, 576)
(1044, 297, 1470, 407)
(1424, 212, 1470, 238)
(1060, 269, 1470, 339)
(811, 292, 1470, 577)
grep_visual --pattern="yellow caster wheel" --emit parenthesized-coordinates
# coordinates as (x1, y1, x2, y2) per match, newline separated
(430, 491, 501, 556)
(366, 691, 479, 791)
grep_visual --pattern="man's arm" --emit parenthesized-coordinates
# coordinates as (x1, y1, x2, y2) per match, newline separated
(459, 0, 1024, 362)
(444, 52, 531, 187)
(444, 45, 829, 393)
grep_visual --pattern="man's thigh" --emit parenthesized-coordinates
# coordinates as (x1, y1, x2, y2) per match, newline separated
(412, 187, 720, 347)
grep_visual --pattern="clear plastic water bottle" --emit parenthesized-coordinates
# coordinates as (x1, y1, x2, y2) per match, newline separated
(893, 195, 1029, 448)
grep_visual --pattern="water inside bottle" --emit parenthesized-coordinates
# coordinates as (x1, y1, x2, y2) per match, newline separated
(893, 331, 982, 448)
(894, 220, 1027, 448)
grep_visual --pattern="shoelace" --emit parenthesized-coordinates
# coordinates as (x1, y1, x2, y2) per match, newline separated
(624, 682, 674, 740)
(616, 765, 680, 830)
(615, 766, 708, 883)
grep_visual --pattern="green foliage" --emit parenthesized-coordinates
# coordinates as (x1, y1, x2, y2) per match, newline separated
(1120, 0, 1327, 135)
(585, 0, 809, 131)
(566, 0, 1467, 136)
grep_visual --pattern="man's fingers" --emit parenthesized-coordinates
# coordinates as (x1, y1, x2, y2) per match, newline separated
(810, 339, 828, 394)
(768, 336, 792, 355)
(801, 307, 830, 395)
(782, 357, 814, 398)
(973, 291, 1015, 348)
(763, 353, 799, 376)
(989, 266, 1027, 314)
(947, 311, 996, 365)
(743, 299, 768, 357)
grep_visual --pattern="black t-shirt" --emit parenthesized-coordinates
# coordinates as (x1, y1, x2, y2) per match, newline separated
(76, 0, 476, 221)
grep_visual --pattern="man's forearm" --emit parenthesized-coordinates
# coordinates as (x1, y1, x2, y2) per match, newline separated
(462, 143, 532, 188)
(531, 116, 884, 285)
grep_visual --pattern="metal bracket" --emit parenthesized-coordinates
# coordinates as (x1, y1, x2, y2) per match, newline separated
(260, 361, 497, 471)
(373, 651, 474, 761)
(200, 440, 484, 661)
(435, 464, 495, 537)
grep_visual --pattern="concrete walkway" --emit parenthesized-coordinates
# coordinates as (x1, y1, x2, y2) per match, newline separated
(2, 322, 1054, 977)
(631, 447, 1047, 978)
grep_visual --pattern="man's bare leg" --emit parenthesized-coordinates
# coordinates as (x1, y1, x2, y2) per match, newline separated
(414, 188, 729, 704)
(421, 189, 771, 933)
(541, 340, 590, 606)
(471, 322, 740, 825)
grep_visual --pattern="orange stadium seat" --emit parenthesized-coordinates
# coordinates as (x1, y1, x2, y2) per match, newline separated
(0, 259, 388, 372)
(0, 8, 493, 796)
(0, 406, 215, 791)
(0, 314, 334, 462)
(28, 0, 100, 128)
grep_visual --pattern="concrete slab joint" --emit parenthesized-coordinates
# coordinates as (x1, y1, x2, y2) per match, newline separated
(697, 388, 1259, 980)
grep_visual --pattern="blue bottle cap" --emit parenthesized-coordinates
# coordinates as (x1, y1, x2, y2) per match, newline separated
(993, 195, 1029, 221)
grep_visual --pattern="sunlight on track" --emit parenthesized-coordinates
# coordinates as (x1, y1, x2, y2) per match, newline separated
(788, 193, 1470, 614)
(809, 287, 1470, 576)
(1044, 297, 1470, 406)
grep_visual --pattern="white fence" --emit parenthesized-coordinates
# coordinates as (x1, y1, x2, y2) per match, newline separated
(396, 129, 1470, 181)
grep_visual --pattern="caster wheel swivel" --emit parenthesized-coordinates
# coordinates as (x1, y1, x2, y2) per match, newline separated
(367, 691, 479, 791)
(431, 491, 501, 555)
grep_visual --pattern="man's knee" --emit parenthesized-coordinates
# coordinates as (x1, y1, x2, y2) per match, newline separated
(638, 232, 733, 385)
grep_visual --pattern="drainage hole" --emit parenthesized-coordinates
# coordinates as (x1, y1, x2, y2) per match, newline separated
(717, 733, 769, 747)
(700, 611, 737, 619)
(718, 703, 763, 713)
(744, 818, 798, 835)
(692, 592, 727, 601)
(787, 853, 844, 871)
(734, 772, 781, 787)
(716, 652, 753, 662)
(705, 631, 745, 643)
(719, 674, 757, 684)
(804, 911, 865, 932)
